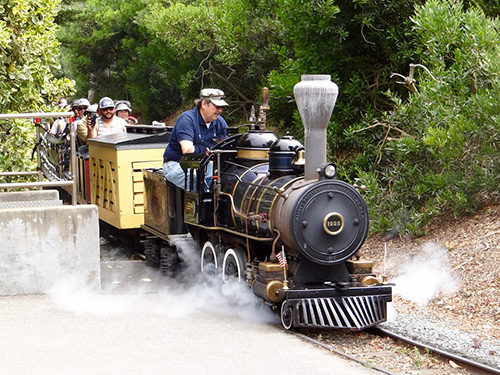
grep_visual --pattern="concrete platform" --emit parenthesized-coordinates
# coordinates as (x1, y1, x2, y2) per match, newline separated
(0, 189, 62, 209)
(0, 277, 381, 375)
(0, 189, 59, 202)
(100, 260, 164, 294)
(0, 191, 100, 295)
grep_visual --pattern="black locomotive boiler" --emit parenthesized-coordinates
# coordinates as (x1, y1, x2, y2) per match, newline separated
(142, 75, 392, 330)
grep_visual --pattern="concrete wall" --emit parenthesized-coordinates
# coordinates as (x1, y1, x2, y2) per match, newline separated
(0, 191, 100, 295)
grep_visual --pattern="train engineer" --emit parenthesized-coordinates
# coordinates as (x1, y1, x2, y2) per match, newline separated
(162, 88, 228, 190)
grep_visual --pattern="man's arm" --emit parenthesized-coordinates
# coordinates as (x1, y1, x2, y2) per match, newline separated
(179, 140, 195, 154)
(176, 113, 206, 155)
(179, 139, 209, 155)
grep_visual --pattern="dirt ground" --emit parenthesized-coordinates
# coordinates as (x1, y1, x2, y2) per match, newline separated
(361, 204, 500, 342)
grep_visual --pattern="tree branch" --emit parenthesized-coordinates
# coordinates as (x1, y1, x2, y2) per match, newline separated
(212, 70, 253, 104)
(391, 63, 446, 94)
(351, 120, 411, 165)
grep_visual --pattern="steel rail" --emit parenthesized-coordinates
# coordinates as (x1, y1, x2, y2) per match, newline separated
(0, 112, 74, 119)
(285, 327, 397, 375)
(0, 171, 38, 177)
(0, 181, 74, 190)
(370, 326, 500, 375)
(283, 324, 500, 374)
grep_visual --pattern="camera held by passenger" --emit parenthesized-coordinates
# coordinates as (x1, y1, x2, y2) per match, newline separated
(89, 113, 97, 127)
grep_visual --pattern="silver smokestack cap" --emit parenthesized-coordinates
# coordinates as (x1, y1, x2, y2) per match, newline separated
(293, 75, 338, 180)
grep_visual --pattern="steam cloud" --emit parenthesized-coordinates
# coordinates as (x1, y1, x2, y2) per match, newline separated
(391, 242, 459, 305)
(49, 240, 279, 325)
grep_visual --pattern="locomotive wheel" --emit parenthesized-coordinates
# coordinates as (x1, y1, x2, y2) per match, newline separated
(281, 302, 293, 330)
(222, 248, 247, 283)
(200, 240, 219, 277)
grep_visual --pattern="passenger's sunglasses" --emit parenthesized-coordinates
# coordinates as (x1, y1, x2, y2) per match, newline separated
(77, 107, 88, 110)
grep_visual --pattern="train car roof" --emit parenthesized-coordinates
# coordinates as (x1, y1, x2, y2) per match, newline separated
(87, 130, 170, 150)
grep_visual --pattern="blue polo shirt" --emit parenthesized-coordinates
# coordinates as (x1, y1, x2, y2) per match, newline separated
(163, 107, 228, 161)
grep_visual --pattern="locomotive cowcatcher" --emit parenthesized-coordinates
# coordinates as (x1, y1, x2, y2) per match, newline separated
(141, 75, 392, 330)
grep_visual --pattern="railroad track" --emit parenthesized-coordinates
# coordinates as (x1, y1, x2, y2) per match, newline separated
(289, 326, 500, 375)
(370, 326, 500, 375)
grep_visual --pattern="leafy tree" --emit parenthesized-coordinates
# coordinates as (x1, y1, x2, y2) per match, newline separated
(356, 0, 500, 235)
(268, 0, 426, 147)
(54, 0, 500, 237)
(57, 0, 283, 123)
(56, 0, 179, 122)
(138, 0, 284, 123)
(0, 0, 74, 181)
(58, 0, 283, 123)
(465, 0, 500, 16)
(59, 0, 427, 128)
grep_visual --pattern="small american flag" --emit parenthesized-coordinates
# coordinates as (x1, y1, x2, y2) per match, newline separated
(276, 249, 287, 268)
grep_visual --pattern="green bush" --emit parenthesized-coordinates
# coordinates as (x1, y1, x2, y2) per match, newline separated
(352, 0, 500, 235)
(0, 0, 74, 182)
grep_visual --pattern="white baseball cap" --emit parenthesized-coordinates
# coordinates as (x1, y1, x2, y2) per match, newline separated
(200, 88, 228, 106)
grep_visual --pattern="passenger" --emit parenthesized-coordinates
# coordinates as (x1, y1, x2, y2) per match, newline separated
(86, 97, 127, 140)
(76, 104, 98, 147)
(126, 116, 138, 125)
(162, 88, 228, 190)
(70, 99, 79, 119)
(56, 97, 67, 107)
(75, 98, 90, 122)
(50, 100, 70, 135)
(115, 101, 132, 121)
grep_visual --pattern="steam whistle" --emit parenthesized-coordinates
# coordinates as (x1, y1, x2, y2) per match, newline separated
(249, 105, 257, 130)
(257, 87, 270, 131)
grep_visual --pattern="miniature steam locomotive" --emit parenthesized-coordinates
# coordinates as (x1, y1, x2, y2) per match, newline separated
(39, 75, 391, 329)
(141, 75, 392, 329)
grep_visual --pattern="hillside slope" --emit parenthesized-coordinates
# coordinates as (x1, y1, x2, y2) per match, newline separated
(361, 204, 500, 341)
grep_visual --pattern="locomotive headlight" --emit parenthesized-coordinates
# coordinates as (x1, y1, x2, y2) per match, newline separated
(324, 164, 336, 178)
(317, 163, 336, 180)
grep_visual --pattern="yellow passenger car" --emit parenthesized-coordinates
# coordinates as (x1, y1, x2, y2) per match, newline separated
(87, 129, 170, 230)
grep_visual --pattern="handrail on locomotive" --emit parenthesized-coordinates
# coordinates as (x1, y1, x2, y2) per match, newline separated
(0, 111, 77, 205)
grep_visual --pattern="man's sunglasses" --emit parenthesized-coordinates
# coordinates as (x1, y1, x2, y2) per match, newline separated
(207, 101, 222, 110)
(77, 107, 88, 110)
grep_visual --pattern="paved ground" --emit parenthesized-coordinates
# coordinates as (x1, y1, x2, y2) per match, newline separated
(0, 261, 379, 375)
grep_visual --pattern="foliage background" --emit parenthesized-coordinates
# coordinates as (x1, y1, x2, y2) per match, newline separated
(0, 0, 74, 182)
(2, 0, 500, 236)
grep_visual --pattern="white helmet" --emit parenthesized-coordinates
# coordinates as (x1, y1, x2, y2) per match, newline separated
(116, 101, 132, 113)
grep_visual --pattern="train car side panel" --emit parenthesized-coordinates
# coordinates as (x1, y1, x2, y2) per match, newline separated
(88, 143, 164, 229)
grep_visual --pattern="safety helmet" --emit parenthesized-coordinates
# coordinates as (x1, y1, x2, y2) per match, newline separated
(78, 98, 91, 108)
(116, 102, 132, 113)
(86, 104, 98, 113)
(99, 97, 115, 109)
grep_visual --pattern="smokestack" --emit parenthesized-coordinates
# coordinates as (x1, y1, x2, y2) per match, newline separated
(293, 75, 338, 181)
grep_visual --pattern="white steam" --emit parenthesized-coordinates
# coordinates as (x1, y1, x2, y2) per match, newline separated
(391, 242, 459, 305)
(49, 240, 278, 325)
